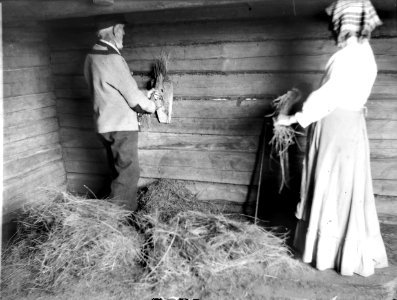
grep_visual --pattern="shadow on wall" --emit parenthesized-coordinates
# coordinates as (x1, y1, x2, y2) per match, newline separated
(242, 27, 323, 237)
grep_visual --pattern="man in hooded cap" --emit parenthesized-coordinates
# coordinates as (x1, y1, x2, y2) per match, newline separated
(84, 14, 161, 211)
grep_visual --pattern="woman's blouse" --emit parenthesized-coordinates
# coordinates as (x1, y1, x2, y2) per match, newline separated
(295, 38, 377, 128)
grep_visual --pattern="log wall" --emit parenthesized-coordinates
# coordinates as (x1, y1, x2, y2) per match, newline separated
(48, 5, 397, 216)
(3, 22, 67, 225)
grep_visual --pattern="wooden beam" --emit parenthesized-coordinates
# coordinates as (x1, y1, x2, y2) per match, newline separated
(2, 0, 395, 22)
(2, 0, 267, 22)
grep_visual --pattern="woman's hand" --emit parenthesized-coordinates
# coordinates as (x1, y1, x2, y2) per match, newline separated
(275, 114, 297, 126)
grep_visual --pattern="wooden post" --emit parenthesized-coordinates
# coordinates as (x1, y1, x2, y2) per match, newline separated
(255, 118, 267, 225)
(0, 2, 4, 270)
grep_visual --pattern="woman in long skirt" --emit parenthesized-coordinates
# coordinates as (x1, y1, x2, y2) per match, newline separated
(276, 0, 388, 276)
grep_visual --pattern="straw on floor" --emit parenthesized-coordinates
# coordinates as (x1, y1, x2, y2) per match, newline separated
(1, 190, 142, 294)
(138, 210, 300, 286)
(2, 179, 302, 298)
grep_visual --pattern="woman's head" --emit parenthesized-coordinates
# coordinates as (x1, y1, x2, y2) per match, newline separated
(326, 0, 382, 47)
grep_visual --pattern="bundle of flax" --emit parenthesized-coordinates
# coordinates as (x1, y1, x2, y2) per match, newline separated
(152, 51, 173, 124)
(270, 88, 303, 193)
(1, 190, 142, 294)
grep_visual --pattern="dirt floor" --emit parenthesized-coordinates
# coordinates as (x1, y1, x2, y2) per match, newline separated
(235, 212, 397, 300)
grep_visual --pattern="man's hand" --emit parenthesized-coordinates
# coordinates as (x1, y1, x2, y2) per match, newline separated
(274, 114, 297, 126)
(147, 88, 160, 100)
(148, 89, 163, 110)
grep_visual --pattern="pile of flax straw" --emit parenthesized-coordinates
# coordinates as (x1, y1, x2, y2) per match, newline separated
(2, 180, 301, 298)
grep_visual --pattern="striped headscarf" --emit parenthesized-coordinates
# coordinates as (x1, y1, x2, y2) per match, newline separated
(326, 0, 382, 42)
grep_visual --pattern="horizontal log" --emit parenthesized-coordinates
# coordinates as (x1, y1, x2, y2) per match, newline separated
(59, 113, 264, 135)
(366, 99, 397, 120)
(143, 116, 265, 136)
(371, 159, 397, 180)
(51, 38, 397, 75)
(4, 106, 57, 128)
(132, 133, 393, 157)
(140, 149, 257, 172)
(57, 111, 397, 139)
(3, 42, 50, 70)
(375, 196, 397, 218)
(64, 148, 259, 173)
(65, 172, 395, 216)
(373, 180, 397, 196)
(55, 98, 93, 116)
(63, 146, 396, 181)
(60, 128, 103, 148)
(369, 140, 397, 159)
(130, 3, 397, 26)
(68, 171, 255, 203)
(4, 93, 56, 113)
(3, 160, 65, 194)
(3, 24, 47, 43)
(64, 157, 257, 186)
(4, 118, 59, 144)
(49, 17, 397, 51)
(141, 164, 253, 185)
(56, 96, 396, 123)
(60, 128, 260, 152)
(3, 160, 66, 215)
(367, 120, 397, 140)
(56, 98, 273, 118)
(4, 67, 53, 98)
(4, 146, 63, 181)
(54, 73, 397, 99)
(290, 136, 397, 165)
(4, 132, 61, 162)
(3, 41, 49, 58)
(139, 132, 260, 152)
(58, 114, 97, 130)
(3, 0, 272, 21)
(64, 167, 254, 189)
(181, 181, 255, 203)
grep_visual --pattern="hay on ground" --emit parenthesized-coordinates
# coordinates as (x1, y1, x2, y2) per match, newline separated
(2, 180, 303, 299)
(1, 190, 142, 293)
(139, 210, 300, 285)
(138, 179, 220, 223)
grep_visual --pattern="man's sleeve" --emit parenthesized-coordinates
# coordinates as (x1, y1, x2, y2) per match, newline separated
(107, 55, 156, 113)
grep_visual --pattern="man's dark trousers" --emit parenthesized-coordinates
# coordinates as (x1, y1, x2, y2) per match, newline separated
(100, 131, 140, 211)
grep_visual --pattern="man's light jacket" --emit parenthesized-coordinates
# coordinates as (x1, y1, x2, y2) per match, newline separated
(84, 40, 155, 133)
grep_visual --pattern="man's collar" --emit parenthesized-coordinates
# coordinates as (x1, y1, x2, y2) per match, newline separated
(98, 39, 121, 55)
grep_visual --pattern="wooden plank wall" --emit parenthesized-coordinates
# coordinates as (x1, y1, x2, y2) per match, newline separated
(3, 22, 67, 224)
(48, 5, 397, 216)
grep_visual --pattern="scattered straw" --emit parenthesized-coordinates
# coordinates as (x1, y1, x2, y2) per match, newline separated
(139, 210, 300, 285)
(2, 180, 303, 299)
(1, 190, 142, 294)
(138, 179, 220, 223)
